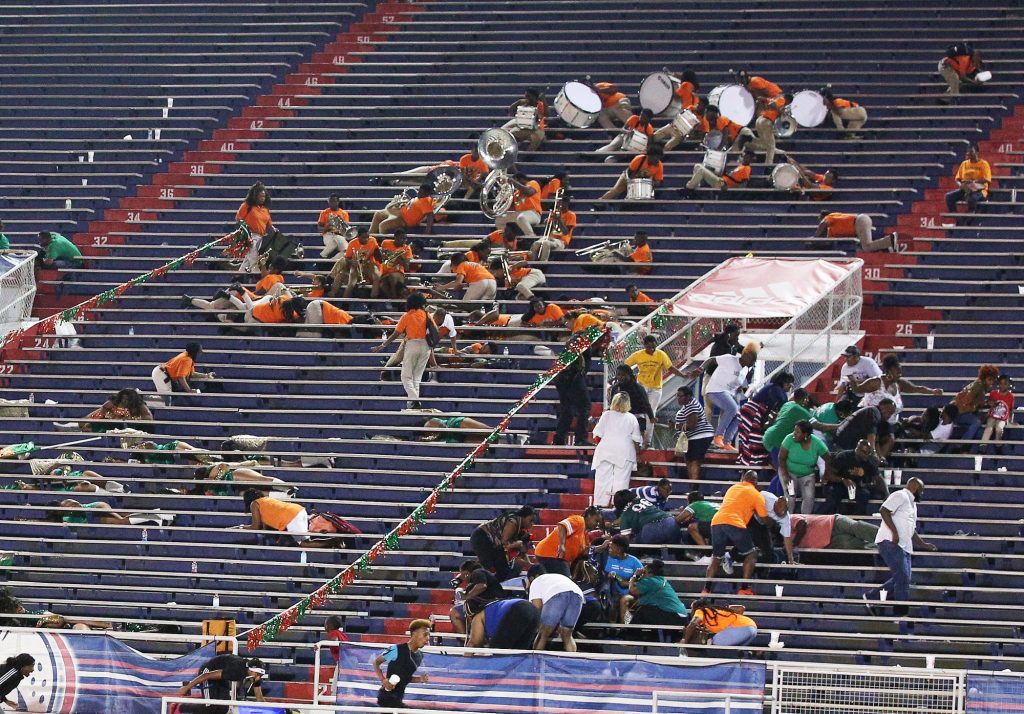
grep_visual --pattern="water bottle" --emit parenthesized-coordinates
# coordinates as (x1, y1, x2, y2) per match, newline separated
(212, 594, 220, 608)
(128, 326, 134, 336)
(141, 528, 148, 542)
(502, 346, 509, 356)
(28, 393, 35, 404)
(191, 560, 198, 574)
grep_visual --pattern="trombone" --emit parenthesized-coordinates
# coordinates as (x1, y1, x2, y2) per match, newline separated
(535, 186, 566, 261)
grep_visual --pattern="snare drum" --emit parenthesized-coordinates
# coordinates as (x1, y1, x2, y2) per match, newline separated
(708, 84, 756, 126)
(639, 72, 682, 117)
(514, 105, 539, 130)
(620, 130, 649, 154)
(554, 81, 602, 128)
(789, 90, 828, 127)
(626, 178, 655, 201)
(974, 70, 992, 83)
(672, 109, 699, 136)
(771, 163, 801, 190)
(702, 150, 728, 176)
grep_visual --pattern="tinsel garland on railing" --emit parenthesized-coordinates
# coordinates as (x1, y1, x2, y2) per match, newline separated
(245, 323, 610, 650)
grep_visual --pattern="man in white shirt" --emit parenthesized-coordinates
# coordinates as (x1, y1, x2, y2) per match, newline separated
(759, 491, 795, 563)
(834, 345, 882, 394)
(527, 565, 585, 652)
(863, 478, 937, 616)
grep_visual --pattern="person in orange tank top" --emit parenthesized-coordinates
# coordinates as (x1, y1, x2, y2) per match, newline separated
(234, 182, 275, 273)
(595, 109, 656, 157)
(815, 210, 899, 253)
(370, 183, 436, 236)
(594, 81, 633, 129)
(501, 88, 546, 151)
(821, 88, 868, 137)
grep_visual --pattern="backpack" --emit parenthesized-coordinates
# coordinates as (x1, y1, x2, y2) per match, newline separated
(307, 511, 362, 548)
(257, 229, 304, 268)
(424, 310, 441, 348)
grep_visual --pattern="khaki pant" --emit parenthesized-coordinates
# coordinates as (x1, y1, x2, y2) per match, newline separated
(464, 278, 497, 302)
(653, 122, 686, 151)
(852, 214, 890, 252)
(529, 237, 563, 261)
(831, 106, 868, 131)
(320, 231, 348, 258)
(514, 269, 546, 299)
(501, 118, 544, 150)
(600, 171, 631, 200)
(152, 366, 173, 394)
(513, 210, 542, 236)
(686, 164, 725, 190)
(939, 62, 962, 95)
(442, 239, 480, 249)
(598, 98, 633, 130)
(739, 118, 777, 163)
(401, 338, 431, 401)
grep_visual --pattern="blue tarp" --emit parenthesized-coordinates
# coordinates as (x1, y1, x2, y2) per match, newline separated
(966, 672, 1024, 712)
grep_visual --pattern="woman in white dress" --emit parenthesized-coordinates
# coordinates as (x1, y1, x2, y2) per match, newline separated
(591, 392, 643, 507)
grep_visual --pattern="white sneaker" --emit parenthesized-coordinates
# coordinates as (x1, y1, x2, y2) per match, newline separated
(695, 555, 712, 566)
(721, 553, 735, 575)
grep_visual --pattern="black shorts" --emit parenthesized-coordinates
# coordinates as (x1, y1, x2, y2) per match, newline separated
(686, 436, 712, 460)
(711, 524, 756, 559)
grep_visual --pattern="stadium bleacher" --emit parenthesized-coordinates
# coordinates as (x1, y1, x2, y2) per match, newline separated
(1, 0, 1023, 707)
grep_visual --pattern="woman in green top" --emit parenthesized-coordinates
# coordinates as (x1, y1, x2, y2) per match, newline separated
(762, 389, 813, 453)
(778, 420, 832, 515)
(624, 559, 688, 633)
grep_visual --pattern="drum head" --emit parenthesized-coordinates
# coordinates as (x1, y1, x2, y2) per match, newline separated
(709, 84, 755, 126)
(789, 90, 828, 127)
(702, 130, 725, 151)
(639, 72, 677, 114)
(563, 81, 601, 113)
(771, 164, 801, 189)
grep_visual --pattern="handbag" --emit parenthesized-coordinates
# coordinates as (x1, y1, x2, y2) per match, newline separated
(674, 430, 689, 457)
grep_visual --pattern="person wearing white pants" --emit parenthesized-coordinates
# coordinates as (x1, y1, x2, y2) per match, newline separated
(151, 342, 212, 395)
(317, 194, 351, 258)
(591, 393, 642, 507)
(440, 253, 497, 304)
(372, 292, 436, 409)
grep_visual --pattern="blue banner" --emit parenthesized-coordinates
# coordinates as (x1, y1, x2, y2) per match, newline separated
(0, 629, 218, 714)
(334, 643, 765, 713)
(967, 672, 1024, 712)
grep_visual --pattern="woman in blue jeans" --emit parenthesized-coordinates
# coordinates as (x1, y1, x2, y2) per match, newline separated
(952, 365, 999, 448)
(683, 598, 758, 648)
(687, 342, 759, 452)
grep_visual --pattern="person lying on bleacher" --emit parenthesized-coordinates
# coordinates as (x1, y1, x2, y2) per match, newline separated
(370, 183, 436, 237)
(944, 144, 991, 216)
(593, 81, 633, 130)
(786, 156, 837, 201)
(683, 598, 758, 648)
(183, 255, 287, 317)
(133, 439, 213, 465)
(814, 210, 900, 253)
(15, 461, 127, 494)
(194, 463, 294, 497)
(0, 588, 111, 632)
(680, 150, 753, 199)
(599, 144, 665, 202)
(235, 182, 275, 273)
(152, 342, 215, 395)
(792, 513, 878, 551)
(35, 231, 82, 270)
(317, 193, 351, 258)
(43, 498, 172, 527)
(300, 299, 353, 339)
(938, 40, 986, 97)
(178, 653, 267, 713)
(502, 87, 546, 151)
(821, 87, 868, 138)
(821, 438, 888, 515)
(54, 388, 153, 432)
(237, 488, 332, 546)
(419, 414, 493, 443)
(595, 108, 656, 159)
(898, 403, 958, 455)
(243, 294, 306, 325)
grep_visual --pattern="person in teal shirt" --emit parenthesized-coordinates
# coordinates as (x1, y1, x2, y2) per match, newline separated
(812, 398, 855, 445)
(625, 559, 688, 630)
(613, 490, 681, 544)
(0, 219, 9, 250)
(37, 231, 82, 268)
(762, 388, 815, 453)
(779, 420, 832, 515)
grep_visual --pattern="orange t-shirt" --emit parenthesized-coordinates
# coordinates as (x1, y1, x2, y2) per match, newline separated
(458, 153, 489, 180)
(163, 352, 195, 380)
(308, 285, 326, 298)
(944, 54, 975, 77)
(320, 302, 353, 325)
(395, 308, 434, 340)
(252, 297, 290, 324)
(711, 481, 769, 528)
(318, 207, 350, 231)
(631, 244, 652, 263)
(628, 155, 664, 182)
(747, 76, 782, 98)
(400, 196, 434, 227)
(824, 213, 857, 238)
(761, 95, 788, 122)
(487, 229, 506, 246)
(624, 115, 655, 138)
(514, 180, 542, 214)
(540, 177, 562, 200)
(533, 514, 588, 562)
(675, 80, 699, 110)
(380, 239, 413, 275)
(571, 312, 604, 333)
(345, 236, 380, 264)
(632, 290, 654, 303)
(494, 315, 512, 327)
(595, 82, 626, 109)
(255, 497, 304, 531)
(553, 210, 576, 246)
(811, 174, 834, 201)
(255, 273, 285, 293)
(454, 261, 494, 284)
(510, 262, 532, 281)
(831, 97, 859, 110)
(527, 304, 565, 325)
(693, 608, 757, 633)
(701, 114, 742, 141)
(723, 164, 752, 188)
(236, 203, 272, 235)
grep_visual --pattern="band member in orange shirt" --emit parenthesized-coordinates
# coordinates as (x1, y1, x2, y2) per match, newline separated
(371, 291, 437, 410)
(821, 88, 868, 136)
(939, 42, 986, 96)
(235, 182, 275, 273)
(787, 157, 837, 200)
(600, 145, 665, 201)
(738, 93, 792, 164)
(736, 70, 783, 99)
(300, 299, 353, 338)
(507, 172, 543, 236)
(529, 195, 577, 261)
(502, 88, 546, 151)
(626, 284, 657, 316)
(152, 342, 215, 395)
(245, 295, 306, 324)
(440, 253, 497, 302)
(595, 109, 656, 158)
(376, 229, 415, 299)
(540, 171, 568, 200)
(652, 69, 701, 148)
(815, 211, 899, 253)
(458, 146, 490, 199)
(682, 150, 754, 197)
(500, 253, 547, 300)
(370, 183, 436, 236)
(595, 81, 633, 129)
(317, 194, 351, 258)
(694, 105, 742, 152)
(331, 227, 380, 298)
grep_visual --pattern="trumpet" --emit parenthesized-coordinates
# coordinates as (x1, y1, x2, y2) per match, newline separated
(575, 239, 632, 262)
(381, 248, 407, 269)
(477, 128, 519, 219)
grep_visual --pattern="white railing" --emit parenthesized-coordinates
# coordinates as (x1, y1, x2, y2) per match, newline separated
(652, 689, 763, 713)
(0, 250, 37, 337)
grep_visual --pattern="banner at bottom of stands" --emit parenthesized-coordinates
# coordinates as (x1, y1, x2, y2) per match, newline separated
(966, 671, 1024, 712)
(334, 642, 765, 713)
(0, 629, 217, 714)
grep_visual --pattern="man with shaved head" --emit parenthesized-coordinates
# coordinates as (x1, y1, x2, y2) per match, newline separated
(863, 477, 937, 616)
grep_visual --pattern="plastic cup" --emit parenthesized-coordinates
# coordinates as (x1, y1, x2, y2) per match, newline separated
(167, 97, 174, 108)
(775, 585, 784, 597)
(78, 155, 84, 162)
(87, 151, 94, 162)
(926, 334, 935, 350)
(787, 480, 796, 496)
(154, 128, 161, 140)
(162, 107, 169, 118)
(769, 631, 780, 646)
(64, 199, 72, 210)
(893, 469, 903, 486)
(81, 179, 88, 186)
(847, 484, 857, 500)
(389, 674, 401, 686)
(879, 589, 888, 601)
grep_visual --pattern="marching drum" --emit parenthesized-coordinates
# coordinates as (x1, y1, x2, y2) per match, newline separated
(789, 90, 828, 127)
(773, 113, 798, 138)
(975, 70, 992, 82)
(771, 163, 801, 190)
(702, 130, 726, 152)
(514, 105, 539, 130)
(554, 81, 602, 128)
(702, 149, 728, 176)
(672, 109, 699, 135)
(708, 84, 756, 126)
(639, 72, 682, 117)
(626, 178, 655, 201)
(620, 130, 649, 154)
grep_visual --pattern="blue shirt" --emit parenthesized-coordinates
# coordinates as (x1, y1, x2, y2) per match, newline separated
(603, 553, 643, 595)
(633, 485, 669, 511)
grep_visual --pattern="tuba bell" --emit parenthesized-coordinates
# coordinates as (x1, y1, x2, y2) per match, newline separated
(477, 128, 519, 219)
(425, 164, 463, 213)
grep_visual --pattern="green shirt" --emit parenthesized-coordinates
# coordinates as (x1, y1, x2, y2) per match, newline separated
(0, 234, 9, 250)
(763, 401, 814, 451)
(683, 499, 718, 523)
(812, 402, 841, 425)
(781, 433, 830, 478)
(45, 234, 82, 262)
(620, 499, 670, 533)
(636, 575, 688, 615)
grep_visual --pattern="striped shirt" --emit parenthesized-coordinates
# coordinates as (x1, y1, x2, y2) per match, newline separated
(674, 399, 715, 440)
(633, 485, 670, 511)
(0, 665, 26, 699)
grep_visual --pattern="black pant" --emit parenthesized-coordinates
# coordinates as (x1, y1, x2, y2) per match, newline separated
(470, 528, 516, 581)
(554, 374, 590, 445)
(632, 605, 686, 641)
(490, 599, 540, 649)
(536, 557, 572, 578)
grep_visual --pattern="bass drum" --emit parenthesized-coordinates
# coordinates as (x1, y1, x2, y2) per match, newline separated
(771, 163, 801, 190)
(789, 90, 828, 127)
(639, 72, 681, 117)
(554, 81, 602, 128)
(708, 84, 756, 126)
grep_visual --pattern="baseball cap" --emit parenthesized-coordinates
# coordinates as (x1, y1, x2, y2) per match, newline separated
(842, 345, 861, 357)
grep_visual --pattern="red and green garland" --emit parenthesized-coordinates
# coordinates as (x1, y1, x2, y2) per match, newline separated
(245, 323, 610, 651)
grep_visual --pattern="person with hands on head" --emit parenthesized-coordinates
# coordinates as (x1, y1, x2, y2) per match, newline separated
(863, 477, 937, 617)
(374, 619, 430, 709)
(0, 653, 35, 711)
(177, 654, 266, 714)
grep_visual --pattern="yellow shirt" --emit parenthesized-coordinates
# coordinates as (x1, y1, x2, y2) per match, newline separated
(955, 159, 992, 197)
(624, 348, 673, 389)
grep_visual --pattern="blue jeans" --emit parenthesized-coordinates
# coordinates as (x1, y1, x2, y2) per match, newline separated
(539, 590, 584, 629)
(954, 412, 983, 443)
(945, 188, 985, 212)
(868, 539, 912, 603)
(712, 625, 758, 646)
(635, 515, 681, 545)
(708, 391, 740, 442)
